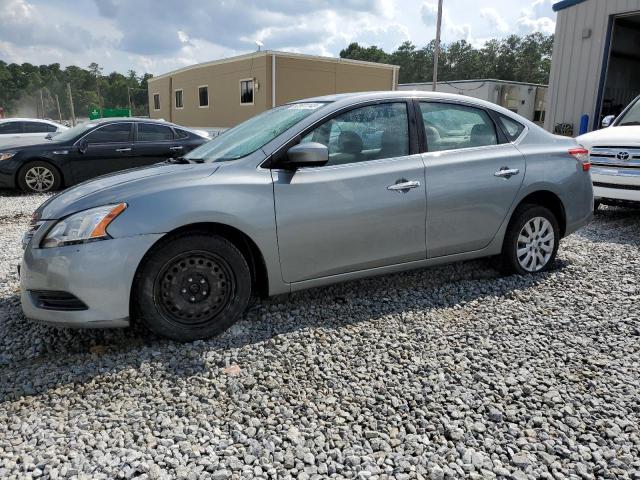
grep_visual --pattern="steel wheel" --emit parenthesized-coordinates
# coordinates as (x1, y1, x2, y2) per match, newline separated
(516, 216, 555, 272)
(154, 250, 235, 328)
(24, 165, 56, 192)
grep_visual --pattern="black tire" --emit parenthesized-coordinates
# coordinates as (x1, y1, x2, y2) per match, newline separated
(133, 233, 251, 342)
(17, 161, 62, 193)
(501, 204, 560, 275)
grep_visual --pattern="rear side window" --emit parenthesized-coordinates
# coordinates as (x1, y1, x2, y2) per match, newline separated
(300, 102, 409, 166)
(24, 122, 57, 133)
(85, 123, 132, 144)
(419, 102, 498, 152)
(138, 123, 174, 142)
(174, 129, 190, 139)
(497, 115, 525, 142)
(0, 122, 22, 134)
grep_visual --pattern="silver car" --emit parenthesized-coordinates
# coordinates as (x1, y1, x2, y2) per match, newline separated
(20, 92, 594, 341)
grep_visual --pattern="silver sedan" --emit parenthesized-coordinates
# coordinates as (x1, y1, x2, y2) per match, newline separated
(20, 92, 594, 341)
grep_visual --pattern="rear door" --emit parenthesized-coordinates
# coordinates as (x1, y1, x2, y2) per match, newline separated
(272, 101, 427, 283)
(131, 123, 183, 168)
(70, 122, 133, 182)
(418, 101, 525, 258)
(23, 121, 57, 142)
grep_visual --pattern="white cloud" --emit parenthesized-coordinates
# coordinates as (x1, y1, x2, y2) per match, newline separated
(421, 2, 471, 42)
(517, 0, 556, 34)
(481, 7, 509, 33)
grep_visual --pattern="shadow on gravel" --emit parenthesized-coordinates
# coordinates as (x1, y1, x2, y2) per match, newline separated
(576, 206, 640, 246)
(0, 256, 563, 401)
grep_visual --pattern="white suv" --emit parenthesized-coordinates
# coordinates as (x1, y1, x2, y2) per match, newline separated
(577, 96, 640, 209)
(0, 118, 68, 148)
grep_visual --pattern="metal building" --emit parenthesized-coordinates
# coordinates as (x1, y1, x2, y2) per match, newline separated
(147, 51, 399, 131)
(398, 79, 548, 124)
(545, 0, 640, 135)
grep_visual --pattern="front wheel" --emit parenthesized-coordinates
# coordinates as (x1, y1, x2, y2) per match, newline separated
(133, 233, 252, 341)
(501, 204, 560, 274)
(17, 161, 61, 193)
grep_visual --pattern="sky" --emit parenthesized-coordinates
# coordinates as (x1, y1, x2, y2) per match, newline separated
(0, 0, 557, 75)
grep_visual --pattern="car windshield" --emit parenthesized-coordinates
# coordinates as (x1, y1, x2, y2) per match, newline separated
(51, 122, 97, 142)
(185, 102, 328, 162)
(617, 98, 640, 126)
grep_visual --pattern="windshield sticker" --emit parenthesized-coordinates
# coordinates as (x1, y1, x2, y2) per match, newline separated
(287, 103, 324, 110)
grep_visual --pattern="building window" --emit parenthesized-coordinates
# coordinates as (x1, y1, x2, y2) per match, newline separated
(198, 86, 209, 108)
(240, 79, 254, 105)
(153, 93, 160, 111)
(533, 110, 546, 122)
(175, 90, 183, 109)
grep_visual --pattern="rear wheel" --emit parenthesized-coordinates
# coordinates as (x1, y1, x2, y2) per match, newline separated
(17, 161, 61, 193)
(502, 204, 559, 274)
(133, 233, 251, 341)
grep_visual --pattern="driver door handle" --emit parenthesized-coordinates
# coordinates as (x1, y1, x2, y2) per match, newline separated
(494, 167, 520, 179)
(387, 180, 421, 192)
(115, 147, 132, 153)
(170, 146, 184, 151)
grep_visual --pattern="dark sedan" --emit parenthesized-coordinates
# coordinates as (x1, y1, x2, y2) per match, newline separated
(0, 118, 209, 193)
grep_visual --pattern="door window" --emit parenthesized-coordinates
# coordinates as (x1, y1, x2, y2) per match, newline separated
(24, 122, 57, 133)
(137, 123, 174, 142)
(419, 102, 498, 152)
(84, 123, 132, 144)
(0, 122, 23, 134)
(300, 102, 409, 166)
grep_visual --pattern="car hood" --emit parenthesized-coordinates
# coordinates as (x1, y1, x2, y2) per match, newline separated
(577, 126, 640, 148)
(36, 162, 219, 220)
(0, 138, 65, 151)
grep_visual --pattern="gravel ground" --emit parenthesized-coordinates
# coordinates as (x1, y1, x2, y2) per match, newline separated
(0, 189, 639, 480)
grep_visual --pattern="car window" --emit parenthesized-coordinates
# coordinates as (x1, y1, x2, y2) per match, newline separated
(24, 122, 57, 133)
(497, 115, 525, 142)
(84, 123, 132, 144)
(300, 102, 409, 166)
(419, 102, 498, 152)
(0, 122, 23, 134)
(137, 123, 174, 142)
(174, 129, 190, 139)
(617, 97, 640, 126)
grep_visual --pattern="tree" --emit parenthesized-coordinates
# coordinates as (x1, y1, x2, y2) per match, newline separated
(339, 34, 555, 85)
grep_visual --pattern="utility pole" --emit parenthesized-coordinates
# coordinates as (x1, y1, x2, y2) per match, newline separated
(67, 83, 76, 126)
(54, 94, 63, 123)
(96, 75, 102, 118)
(127, 86, 133, 116)
(432, 0, 443, 92)
(39, 89, 45, 119)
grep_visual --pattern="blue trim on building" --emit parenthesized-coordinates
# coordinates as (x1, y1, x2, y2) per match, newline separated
(553, 0, 587, 12)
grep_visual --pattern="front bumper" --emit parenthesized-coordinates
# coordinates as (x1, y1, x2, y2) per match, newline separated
(20, 233, 164, 328)
(0, 159, 19, 189)
(592, 167, 640, 202)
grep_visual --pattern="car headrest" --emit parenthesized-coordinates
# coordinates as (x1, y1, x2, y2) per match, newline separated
(338, 131, 363, 154)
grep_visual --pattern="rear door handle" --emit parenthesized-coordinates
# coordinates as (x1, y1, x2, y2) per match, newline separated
(170, 146, 184, 151)
(115, 147, 132, 153)
(387, 180, 421, 192)
(494, 167, 520, 178)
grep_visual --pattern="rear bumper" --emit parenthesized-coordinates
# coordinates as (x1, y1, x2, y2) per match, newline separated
(20, 233, 164, 328)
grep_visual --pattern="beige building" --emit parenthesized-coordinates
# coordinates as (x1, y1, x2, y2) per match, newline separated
(148, 51, 399, 130)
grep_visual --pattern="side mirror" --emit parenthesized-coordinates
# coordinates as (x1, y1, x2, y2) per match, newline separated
(285, 142, 328, 168)
(602, 115, 615, 128)
(78, 139, 88, 154)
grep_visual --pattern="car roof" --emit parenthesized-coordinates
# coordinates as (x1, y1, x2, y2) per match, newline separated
(296, 90, 537, 128)
(0, 117, 65, 126)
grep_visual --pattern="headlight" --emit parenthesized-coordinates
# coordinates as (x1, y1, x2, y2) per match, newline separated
(0, 152, 16, 161)
(41, 203, 127, 248)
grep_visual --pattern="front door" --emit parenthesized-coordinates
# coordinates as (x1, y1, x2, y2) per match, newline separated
(71, 122, 133, 182)
(273, 101, 427, 283)
(418, 101, 525, 258)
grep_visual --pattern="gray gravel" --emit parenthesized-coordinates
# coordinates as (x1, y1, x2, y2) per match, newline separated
(1, 189, 639, 480)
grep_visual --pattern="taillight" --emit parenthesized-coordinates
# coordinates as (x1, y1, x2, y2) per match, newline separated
(569, 147, 590, 171)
